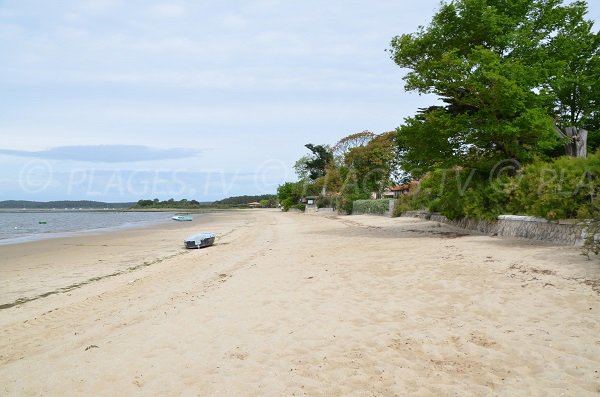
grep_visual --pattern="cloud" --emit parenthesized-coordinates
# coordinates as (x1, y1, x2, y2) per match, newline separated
(149, 3, 186, 18)
(0, 145, 201, 163)
(220, 15, 247, 30)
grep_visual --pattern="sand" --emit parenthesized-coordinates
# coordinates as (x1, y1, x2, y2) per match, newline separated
(0, 209, 598, 396)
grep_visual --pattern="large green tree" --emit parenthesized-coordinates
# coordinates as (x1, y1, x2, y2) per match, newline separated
(390, 0, 598, 168)
(542, 4, 600, 156)
(345, 132, 398, 196)
(299, 144, 334, 181)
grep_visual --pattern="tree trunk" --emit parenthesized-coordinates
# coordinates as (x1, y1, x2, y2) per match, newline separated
(554, 126, 588, 158)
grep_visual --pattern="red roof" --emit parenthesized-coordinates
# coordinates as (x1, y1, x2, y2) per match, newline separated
(390, 181, 419, 191)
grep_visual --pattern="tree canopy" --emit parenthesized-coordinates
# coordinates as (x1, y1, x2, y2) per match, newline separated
(390, 0, 599, 170)
(295, 144, 334, 181)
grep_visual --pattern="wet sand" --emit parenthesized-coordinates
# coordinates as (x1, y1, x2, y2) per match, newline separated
(0, 210, 598, 396)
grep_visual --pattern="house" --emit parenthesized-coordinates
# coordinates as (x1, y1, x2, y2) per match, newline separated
(382, 181, 419, 199)
(300, 196, 319, 207)
(245, 202, 261, 208)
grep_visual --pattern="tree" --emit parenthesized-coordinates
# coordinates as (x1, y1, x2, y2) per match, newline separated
(389, 0, 597, 167)
(542, 5, 600, 157)
(136, 199, 154, 207)
(314, 165, 344, 195)
(332, 131, 375, 161)
(344, 132, 398, 197)
(396, 107, 468, 177)
(303, 144, 333, 180)
(293, 155, 312, 180)
(277, 181, 303, 210)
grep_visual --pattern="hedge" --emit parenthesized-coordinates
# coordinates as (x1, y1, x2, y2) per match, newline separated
(352, 199, 392, 215)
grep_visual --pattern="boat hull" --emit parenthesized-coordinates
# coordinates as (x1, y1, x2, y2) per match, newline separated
(172, 215, 192, 221)
(184, 233, 215, 249)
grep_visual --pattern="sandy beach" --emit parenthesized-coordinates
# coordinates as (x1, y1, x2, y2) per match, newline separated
(0, 210, 599, 396)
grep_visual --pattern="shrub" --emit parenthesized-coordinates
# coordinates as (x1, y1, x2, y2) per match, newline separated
(510, 154, 600, 220)
(415, 167, 483, 220)
(352, 199, 391, 215)
(394, 152, 600, 222)
(338, 190, 369, 215)
(392, 193, 421, 217)
(316, 195, 336, 208)
(292, 204, 306, 212)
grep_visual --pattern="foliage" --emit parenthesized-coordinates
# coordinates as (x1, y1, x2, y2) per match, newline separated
(352, 199, 392, 215)
(303, 144, 334, 180)
(213, 195, 277, 206)
(292, 204, 306, 212)
(345, 132, 399, 196)
(132, 198, 202, 209)
(416, 168, 476, 219)
(332, 130, 375, 162)
(336, 168, 371, 214)
(316, 195, 337, 209)
(277, 181, 303, 211)
(284, 132, 400, 214)
(392, 192, 421, 217)
(293, 155, 312, 180)
(390, 0, 597, 169)
(391, 151, 600, 223)
(509, 154, 600, 220)
(314, 166, 344, 195)
(541, 5, 600, 131)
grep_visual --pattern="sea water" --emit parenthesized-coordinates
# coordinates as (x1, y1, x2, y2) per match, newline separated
(0, 211, 176, 245)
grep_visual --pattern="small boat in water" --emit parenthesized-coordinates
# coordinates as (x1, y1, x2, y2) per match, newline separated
(184, 232, 215, 249)
(172, 215, 192, 221)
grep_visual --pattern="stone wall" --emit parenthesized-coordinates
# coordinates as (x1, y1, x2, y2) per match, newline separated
(305, 207, 335, 215)
(401, 211, 585, 246)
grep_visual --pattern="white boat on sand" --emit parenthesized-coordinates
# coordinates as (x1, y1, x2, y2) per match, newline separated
(184, 232, 215, 249)
(172, 215, 192, 221)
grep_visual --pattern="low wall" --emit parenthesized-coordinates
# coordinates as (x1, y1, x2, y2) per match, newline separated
(401, 211, 585, 246)
(305, 207, 335, 215)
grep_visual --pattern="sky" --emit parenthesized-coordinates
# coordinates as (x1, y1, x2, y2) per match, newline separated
(1, 0, 599, 202)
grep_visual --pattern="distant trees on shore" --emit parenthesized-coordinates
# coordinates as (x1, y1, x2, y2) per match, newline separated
(132, 195, 278, 209)
(213, 195, 277, 206)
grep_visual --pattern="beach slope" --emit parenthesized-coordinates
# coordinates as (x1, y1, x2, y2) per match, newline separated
(0, 210, 598, 396)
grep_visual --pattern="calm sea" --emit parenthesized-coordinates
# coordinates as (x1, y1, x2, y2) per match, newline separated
(0, 211, 176, 245)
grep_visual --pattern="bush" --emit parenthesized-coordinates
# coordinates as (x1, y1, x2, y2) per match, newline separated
(352, 199, 391, 215)
(277, 181, 303, 211)
(510, 154, 600, 220)
(392, 152, 600, 222)
(462, 181, 511, 221)
(292, 204, 306, 212)
(392, 192, 422, 217)
(316, 195, 336, 208)
(415, 167, 483, 220)
(337, 190, 369, 215)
